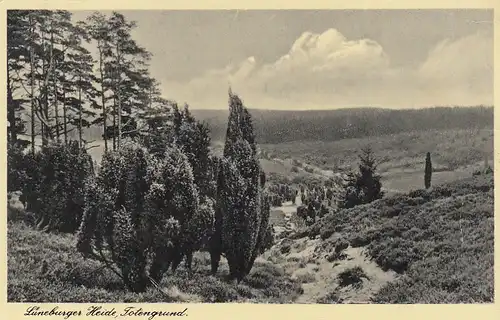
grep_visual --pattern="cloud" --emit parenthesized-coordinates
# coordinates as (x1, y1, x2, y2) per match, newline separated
(163, 28, 492, 109)
(254, 29, 389, 81)
(416, 30, 493, 104)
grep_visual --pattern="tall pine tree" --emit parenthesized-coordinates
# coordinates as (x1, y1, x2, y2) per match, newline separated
(85, 12, 113, 151)
(105, 12, 152, 150)
(7, 10, 30, 147)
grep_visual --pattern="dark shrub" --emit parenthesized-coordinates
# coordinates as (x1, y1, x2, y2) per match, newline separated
(77, 145, 208, 292)
(340, 147, 384, 209)
(22, 141, 94, 233)
(337, 266, 368, 288)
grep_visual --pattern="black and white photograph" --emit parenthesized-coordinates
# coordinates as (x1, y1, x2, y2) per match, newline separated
(6, 8, 494, 304)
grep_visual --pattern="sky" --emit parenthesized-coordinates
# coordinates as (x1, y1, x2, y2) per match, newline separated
(70, 9, 494, 110)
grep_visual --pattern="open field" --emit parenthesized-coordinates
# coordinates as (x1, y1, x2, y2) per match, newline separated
(260, 128, 493, 194)
(260, 128, 493, 172)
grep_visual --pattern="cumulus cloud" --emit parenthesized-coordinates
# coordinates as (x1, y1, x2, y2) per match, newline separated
(163, 28, 492, 109)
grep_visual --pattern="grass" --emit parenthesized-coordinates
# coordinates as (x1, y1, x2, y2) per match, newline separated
(292, 270, 316, 284)
(316, 291, 343, 304)
(7, 219, 303, 303)
(304, 173, 494, 303)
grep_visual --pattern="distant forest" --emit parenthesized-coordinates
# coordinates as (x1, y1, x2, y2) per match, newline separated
(194, 106, 494, 143)
(68, 106, 494, 144)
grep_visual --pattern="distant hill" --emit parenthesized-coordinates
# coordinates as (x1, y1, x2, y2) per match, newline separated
(18, 106, 494, 145)
(191, 106, 493, 143)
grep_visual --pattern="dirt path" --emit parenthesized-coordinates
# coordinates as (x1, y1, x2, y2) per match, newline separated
(262, 234, 397, 303)
(267, 192, 397, 304)
(269, 194, 302, 236)
(295, 245, 397, 303)
(264, 159, 400, 303)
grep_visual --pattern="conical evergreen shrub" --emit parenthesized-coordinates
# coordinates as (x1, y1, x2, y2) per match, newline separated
(211, 91, 270, 281)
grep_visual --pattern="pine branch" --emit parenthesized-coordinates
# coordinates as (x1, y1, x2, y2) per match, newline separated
(86, 145, 101, 151)
(122, 123, 148, 135)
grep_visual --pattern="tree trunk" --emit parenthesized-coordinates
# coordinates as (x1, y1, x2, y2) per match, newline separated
(209, 230, 222, 275)
(115, 45, 122, 150)
(112, 96, 116, 151)
(149, 86, 152, 109)
(78, 76, 83, 148)
(7, 75, 16, 145)
(41, 29, 49, 147)
(41, 120, 45, 144)
(29, 14, 35, 155)
(98, 46, 108, 152)
(51, 29, 60, 140)
(63, 88, 67, 144)
(44, 26, 53, 144)
(53, 70, 59, 139)
(117, 89, 122, 150)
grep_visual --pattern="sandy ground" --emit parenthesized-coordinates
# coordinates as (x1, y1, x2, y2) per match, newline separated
(260, 234, 397, 303)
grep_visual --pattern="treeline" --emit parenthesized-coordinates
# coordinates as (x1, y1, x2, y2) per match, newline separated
(191, 106, 493, 143)
(7, 10, 171, 152)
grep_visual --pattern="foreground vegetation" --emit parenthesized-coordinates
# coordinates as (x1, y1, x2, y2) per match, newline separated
(298, 174, 494, 303)
(7, 217, 302, 303)
(8, 166, 493, 303)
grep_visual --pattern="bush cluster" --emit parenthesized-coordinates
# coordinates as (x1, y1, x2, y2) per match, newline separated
(76, 144, 215, 292)
(8, 93, 274, 294)
(8, 141, 94, 233)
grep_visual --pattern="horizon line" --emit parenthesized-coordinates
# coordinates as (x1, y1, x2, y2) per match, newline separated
(188, 104, 494, 111)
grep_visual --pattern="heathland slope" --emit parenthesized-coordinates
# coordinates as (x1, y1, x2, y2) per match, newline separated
(276, 174, 494, 303)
